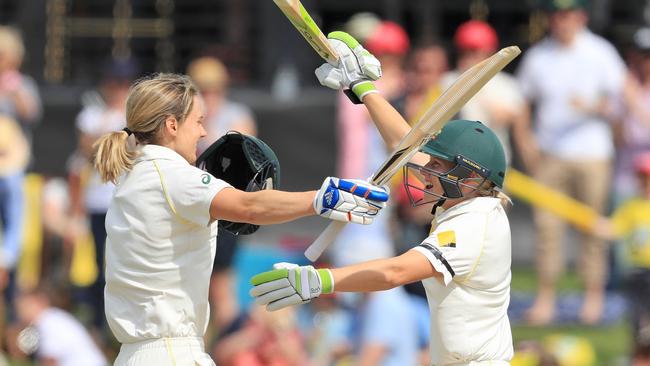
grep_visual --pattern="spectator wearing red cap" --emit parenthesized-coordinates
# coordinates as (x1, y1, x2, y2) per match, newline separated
(442, 20, 537, 170)
(593, 152, 650, 346)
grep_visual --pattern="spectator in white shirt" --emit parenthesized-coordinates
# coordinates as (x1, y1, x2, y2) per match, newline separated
(14, 285, 107, 366)
(517, 0, 626, 325)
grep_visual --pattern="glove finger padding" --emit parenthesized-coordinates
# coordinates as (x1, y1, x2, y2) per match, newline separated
(314, 177, 388, 224)
(356, 49, 382, 80)
(254, 285, 302, 307)
(328, 32, 382, 82)
(250, 264, 334, 312)
(313, 31, 382, 103)
(315, 64, 343, 90)
(266, 295, 307, 312)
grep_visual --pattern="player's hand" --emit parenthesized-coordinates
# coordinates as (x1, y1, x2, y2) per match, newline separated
(250, 262, 334, 311)
(315, 31, 382, 103)
(314, 177, 389, 225)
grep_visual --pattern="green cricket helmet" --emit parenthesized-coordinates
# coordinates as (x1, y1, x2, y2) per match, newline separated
(196, 131, 280, 235)
(404, 119, 506, 207)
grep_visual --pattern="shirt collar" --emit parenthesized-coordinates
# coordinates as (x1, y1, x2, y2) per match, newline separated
(434, 196, 500, 223)
(134, 144, 190, 165)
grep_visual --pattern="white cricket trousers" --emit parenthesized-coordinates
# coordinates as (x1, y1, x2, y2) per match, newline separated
(114, 337, 216, 366)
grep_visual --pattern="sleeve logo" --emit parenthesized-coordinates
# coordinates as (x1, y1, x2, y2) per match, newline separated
(201, 174, 211, 184)
(437, 230, 456, 248)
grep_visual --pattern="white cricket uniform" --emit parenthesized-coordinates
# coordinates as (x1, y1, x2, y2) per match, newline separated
(104, 144, 231, 365)
(411, 197, 513, 365)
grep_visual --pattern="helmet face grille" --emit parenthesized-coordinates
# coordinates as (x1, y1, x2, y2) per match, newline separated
(244, 139, 267, 170)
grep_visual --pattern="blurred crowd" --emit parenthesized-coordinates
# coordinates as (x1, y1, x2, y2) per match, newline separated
(1, 0, 650, 365)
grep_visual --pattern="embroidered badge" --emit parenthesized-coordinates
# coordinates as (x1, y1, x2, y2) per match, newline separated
(437, 230, 456, 248)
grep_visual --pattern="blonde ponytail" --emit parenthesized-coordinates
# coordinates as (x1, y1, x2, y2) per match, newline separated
(477, 180, 513, 209)
(93, 73, 198, 183)
(94, 130, 136, 183)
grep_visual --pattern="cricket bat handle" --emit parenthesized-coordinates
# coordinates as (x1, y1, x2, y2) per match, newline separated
(304, 220, 346, 262)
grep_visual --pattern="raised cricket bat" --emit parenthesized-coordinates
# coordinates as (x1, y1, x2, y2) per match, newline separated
(504, 168, 599, 233)
(273, 0, 339, 65)
(304, 46, 522, 261)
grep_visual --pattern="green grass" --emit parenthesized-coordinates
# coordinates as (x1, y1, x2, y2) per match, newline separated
(511, 266, 632, 365)
(513, 321, 631, 365)
(511, 266, 584, 293)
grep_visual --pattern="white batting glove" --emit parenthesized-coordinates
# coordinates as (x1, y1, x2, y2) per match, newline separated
(250, 262, 334, 311)
(315, 31, 382, 103)
(314, 177, 389, 225)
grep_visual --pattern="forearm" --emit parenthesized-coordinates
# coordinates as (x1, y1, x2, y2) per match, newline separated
(331, 258, 405, 292)
(363, 93, 411, 151)
(246, 190, 315, 224)
(330, 251, 437, 292)
(212, 188, 315, 225)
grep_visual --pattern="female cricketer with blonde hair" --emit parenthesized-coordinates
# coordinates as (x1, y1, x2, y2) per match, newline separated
(93, 73, 389, 365)
(250, 32, 514, 365)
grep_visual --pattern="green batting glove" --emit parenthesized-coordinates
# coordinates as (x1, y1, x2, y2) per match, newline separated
(250, 262, 334, 311)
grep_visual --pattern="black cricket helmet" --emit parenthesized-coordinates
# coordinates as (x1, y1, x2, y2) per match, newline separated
(196, 131, 280, 235)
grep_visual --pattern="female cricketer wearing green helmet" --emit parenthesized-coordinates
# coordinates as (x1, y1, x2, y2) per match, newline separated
(249, 32, 514, 365)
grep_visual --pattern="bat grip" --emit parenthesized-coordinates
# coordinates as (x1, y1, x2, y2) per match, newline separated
(304, 221, 347, 262)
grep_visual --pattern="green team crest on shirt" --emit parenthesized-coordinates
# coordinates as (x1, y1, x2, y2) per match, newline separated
(201, 174, 211, 184)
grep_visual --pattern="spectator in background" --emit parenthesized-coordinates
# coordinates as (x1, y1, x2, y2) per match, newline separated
(399, 41, 448, 125)
(66, 58, 138, 332)
(593, 152, 650, 349)
(12, 285, 107, 366)
(332, 19, 420, 366)
(516, 0, 626, 325)
(212, 306, 309, 366)
(0, 26, 41, 126)
(0, 114, 29, 349)
(186, 56, 257, 333)
(444, 20, 537, 170)
(610, 27, 650, 203)
(0, 25, 41, 345)
(187, 56, 256, 155)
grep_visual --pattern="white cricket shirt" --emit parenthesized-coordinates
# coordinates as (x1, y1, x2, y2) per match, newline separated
(35, 308, 107, 366)
(104, 144, 232, 344)
(412, 197, 513, 365)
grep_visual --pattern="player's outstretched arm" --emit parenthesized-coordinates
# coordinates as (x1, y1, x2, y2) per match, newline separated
(250, 250, 442, 312)
(210, 176, 388, 225)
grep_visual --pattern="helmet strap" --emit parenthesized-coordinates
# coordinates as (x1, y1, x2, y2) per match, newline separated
(431, 198, 446, 215)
